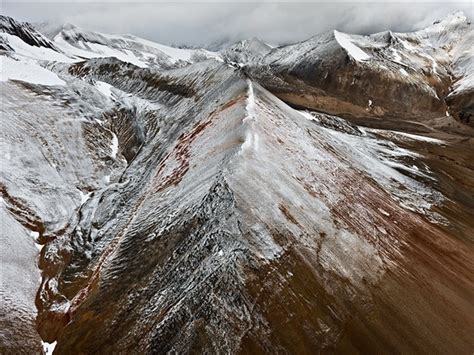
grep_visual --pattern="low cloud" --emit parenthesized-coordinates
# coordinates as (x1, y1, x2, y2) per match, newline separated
(2, 1, 472, 47)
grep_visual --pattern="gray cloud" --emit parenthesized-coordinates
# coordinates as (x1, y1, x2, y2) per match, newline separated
(2, 1, 472, 47)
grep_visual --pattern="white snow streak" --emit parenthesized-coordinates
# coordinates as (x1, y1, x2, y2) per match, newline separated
(42, 341, 57, 355)
(79, 191, 93, 205)
(110, 132, 119, 159)
(334, 30, 371, 61)
(95, 81, 114, 99)
(399, 68, 409, 76)
(390, 131, 445, 144)
(241, 80, 259, 153)
(245, 79, 257, 121)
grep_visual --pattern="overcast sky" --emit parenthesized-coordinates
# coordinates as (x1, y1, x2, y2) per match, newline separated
(2, 1, 472, 47)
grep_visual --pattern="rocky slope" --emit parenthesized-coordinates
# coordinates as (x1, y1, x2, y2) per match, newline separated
(1, 13, 473, 354)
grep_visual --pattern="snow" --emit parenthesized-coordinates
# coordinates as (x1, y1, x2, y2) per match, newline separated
(42, 341, 57, 355)
(449, 72, 474, 96)
(95, 80, 114, 99)
(299, 110, 320, 122)
(367, 128, 445, 145)
(390, 131, 445, 144)
(53, 29, 222, 68)
(367, 99, 373, 110)
(334, 30, 371, 61)
(0, 33, 74, 63)
(53, 35, 99, 59)
(29, 231, 43, 251)
(241, 80, 259, 153)
(127, 35, 194, 63)
(80, 42, 148, 68)
(245, 79, 257, 120)
(399, 68, 409, 76)
(390, 48, 404, 65)
(378, 208, 390, 217)
(79, 191, 93, 205)
(110, 132, 119, 159)
(318, 124, 444, 217)
(1, 56, 65, 86)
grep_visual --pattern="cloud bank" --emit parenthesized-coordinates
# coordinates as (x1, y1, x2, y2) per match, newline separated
(2, 1, 472, 47)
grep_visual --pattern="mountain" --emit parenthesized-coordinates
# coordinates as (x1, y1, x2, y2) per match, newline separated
(1, 13, 473, 354)
(238, 11, 473, 126)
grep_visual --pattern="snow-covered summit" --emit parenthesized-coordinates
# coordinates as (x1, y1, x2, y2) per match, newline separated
(0, 15, 222, 70)
(333, 30, 371, 62)
(220, 37, 273, 64)
(52, 23, 220, 68)
(0, 15, 58, 51)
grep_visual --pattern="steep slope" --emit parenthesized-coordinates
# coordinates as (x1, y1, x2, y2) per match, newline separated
(0, 64, 128, 353)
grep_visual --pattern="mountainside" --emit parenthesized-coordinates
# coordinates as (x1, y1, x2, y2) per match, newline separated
(1, 13, 474, 354)
(238, 12, 473, 126)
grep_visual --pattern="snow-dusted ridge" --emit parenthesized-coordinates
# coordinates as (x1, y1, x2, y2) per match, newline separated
(1, 14, 223, 74)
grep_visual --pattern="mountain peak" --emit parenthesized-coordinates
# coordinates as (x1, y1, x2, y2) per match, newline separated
(435, 10, 468, 25)
(427, 10, 470, 32)
(0, 15, 57, 50)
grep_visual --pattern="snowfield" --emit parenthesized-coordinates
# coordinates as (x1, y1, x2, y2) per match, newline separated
(1, 55, 65, 85)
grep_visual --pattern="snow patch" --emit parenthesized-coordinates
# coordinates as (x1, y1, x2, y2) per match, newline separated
(449, 72, 474, 97)
(1, 56, 65, 86)
(0, 33, 74, 63)
(390, 131, 445, 144)
(245, 79, 257, 121)
(79, 191, 93, 205)
(241, 80, 259, 153)
(42, 341, 57, 355)
(334, 30, 371, 61)
(128, 35, 194, 63)
(110, 131, 119, 159)
(95, 80, 114, 99)
(300, 110, 320, 122)
(399, 68, 409, 76)
(367, 99, 373, 110)
(80, 42, 148, 68)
